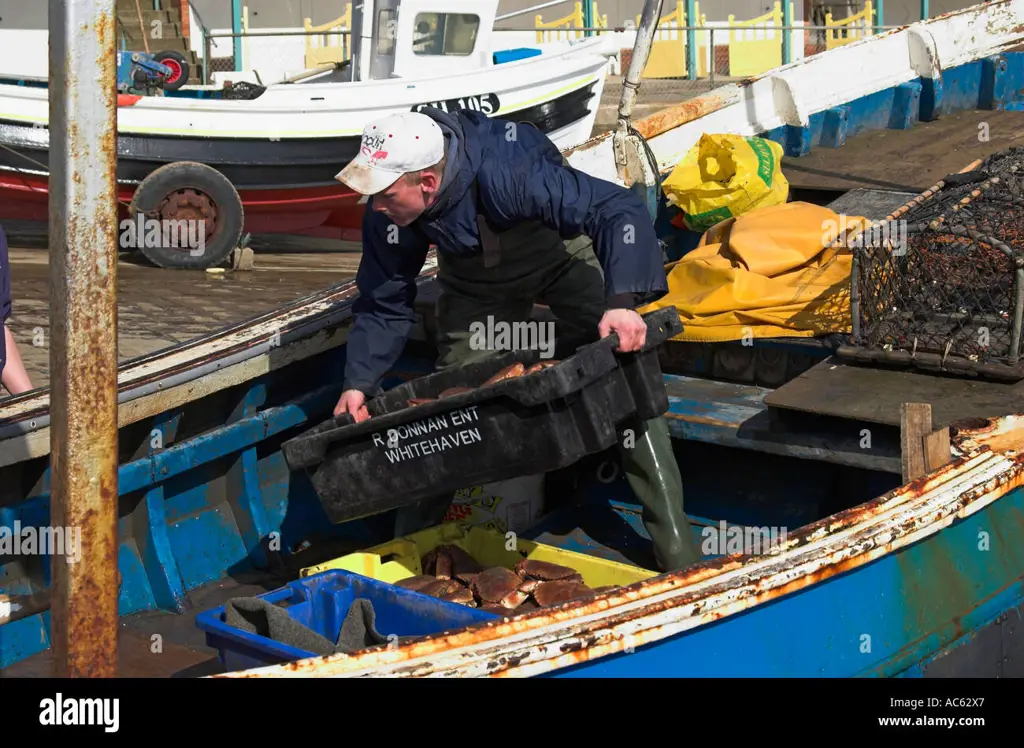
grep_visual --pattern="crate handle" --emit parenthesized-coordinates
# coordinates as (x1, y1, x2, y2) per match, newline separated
(282, 412, 356, 470)
(599, 307, 682, 354)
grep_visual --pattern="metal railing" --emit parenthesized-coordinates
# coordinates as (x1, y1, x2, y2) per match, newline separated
(193, 23, 906, 87)
(202, 29, 351, 83)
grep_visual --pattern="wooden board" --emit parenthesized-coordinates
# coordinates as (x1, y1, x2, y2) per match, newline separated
(663, 373, 901, 474)
(764, 356, 1024, 428)
(781, 110, 1024, 192)
(824, 188, 922, 220)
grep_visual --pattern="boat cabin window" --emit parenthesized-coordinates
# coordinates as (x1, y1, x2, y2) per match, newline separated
(412, 13, 479, 56)
(377, 8, 397, 55)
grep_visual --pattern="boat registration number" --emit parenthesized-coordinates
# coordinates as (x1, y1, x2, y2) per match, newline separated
(412, 93, 501, 116)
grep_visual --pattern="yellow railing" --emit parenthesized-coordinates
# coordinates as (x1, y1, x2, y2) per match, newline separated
(727, 1, 795, 77)
(535, 2, 606, 42)
(304, 3, 352, 68)
(635, 0, 707, 78)
(826, 1, 874, 49)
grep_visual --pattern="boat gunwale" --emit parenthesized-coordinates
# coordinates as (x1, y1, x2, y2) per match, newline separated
(565, 0, 1024, 154)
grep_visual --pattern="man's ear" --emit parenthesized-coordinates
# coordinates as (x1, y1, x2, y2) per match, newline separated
(420, 170, 442, 193)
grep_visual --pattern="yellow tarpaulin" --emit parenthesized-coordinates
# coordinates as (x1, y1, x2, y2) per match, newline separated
(639, 201, 869, 343)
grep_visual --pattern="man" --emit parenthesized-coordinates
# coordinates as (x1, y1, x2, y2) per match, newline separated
(332, 108, 700, 571)
(1, 224, 33, 396)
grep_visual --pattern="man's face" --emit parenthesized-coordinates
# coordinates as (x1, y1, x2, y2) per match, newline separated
(371, 171, 441, 227)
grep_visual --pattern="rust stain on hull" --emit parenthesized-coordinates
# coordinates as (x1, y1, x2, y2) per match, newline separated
(631, 95, 729, 141)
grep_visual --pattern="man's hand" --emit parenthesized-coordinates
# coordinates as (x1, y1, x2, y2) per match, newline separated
(334, 389, 370, 422)
(598, 308, 647, 352)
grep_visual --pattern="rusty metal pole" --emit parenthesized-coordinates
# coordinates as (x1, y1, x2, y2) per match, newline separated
(48, 0, 120, 677)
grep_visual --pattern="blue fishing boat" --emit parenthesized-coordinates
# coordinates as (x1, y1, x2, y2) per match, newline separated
(1, 0, 1023, 678)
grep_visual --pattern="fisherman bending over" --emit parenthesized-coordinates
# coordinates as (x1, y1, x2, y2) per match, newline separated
(331, 109, 700, 571)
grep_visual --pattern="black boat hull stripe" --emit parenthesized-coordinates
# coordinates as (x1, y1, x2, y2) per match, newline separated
(0, 84, 597, 189)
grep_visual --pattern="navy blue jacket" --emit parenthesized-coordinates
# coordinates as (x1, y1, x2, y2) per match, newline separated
(0, 225, 10, 381)
(342, 107, 668, 396)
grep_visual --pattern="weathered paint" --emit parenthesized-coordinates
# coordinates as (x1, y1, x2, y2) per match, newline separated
(212, 420, 1024, 677)
(662, 375, 902, 474)
(46, 0, 120, 678)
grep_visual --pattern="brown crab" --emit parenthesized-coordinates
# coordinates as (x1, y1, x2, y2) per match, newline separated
(532, 580, 597, 607)
(419, 578, 465, 598)
(421, 547, 449, 579)
(394, 575, 438, 592)
(420, 544, 482, 580)
(514, 559, 584, 583)
(472, 567, 530, 609)
(483, 362, 525, 385)
(440, 586, 477, 606)
(439, 387, 474, 399)
(524, 360, 560, 375)
(517, 578, 542, 594)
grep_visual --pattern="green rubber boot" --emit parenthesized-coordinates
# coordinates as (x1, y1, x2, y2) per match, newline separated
(618, 416, 702, 572)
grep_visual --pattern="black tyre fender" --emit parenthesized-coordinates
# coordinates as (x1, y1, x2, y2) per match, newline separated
(153, 50, 190, 91)
(127, 161, 244, 270)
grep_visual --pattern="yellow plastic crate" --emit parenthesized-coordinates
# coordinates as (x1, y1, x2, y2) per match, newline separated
(300, 522, 659, 589)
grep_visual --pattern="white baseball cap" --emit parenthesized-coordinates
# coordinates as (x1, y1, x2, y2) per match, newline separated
(336, 111, 445, 195)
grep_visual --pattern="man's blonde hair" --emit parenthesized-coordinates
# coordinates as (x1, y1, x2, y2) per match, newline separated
(405, 153, 446, 186)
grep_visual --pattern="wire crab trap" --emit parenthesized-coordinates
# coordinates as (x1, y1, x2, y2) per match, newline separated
(837, 147, 1024, 381)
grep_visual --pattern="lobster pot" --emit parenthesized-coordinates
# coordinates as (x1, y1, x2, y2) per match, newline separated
(838, 148, 1024, 381)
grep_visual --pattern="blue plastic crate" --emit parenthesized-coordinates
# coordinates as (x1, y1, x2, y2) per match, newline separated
(195, 569, 499, 672)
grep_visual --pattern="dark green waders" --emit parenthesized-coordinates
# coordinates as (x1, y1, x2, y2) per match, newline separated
(392, 217, 702, 572)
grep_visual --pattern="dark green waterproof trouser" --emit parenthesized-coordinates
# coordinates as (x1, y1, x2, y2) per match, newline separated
(392, 217, 702, 572)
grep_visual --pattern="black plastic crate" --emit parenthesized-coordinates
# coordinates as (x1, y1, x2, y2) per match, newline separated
(282, 308, 683, 523)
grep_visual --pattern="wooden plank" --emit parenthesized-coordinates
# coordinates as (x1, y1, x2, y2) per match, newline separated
(764, 357, 1024, 429)
(662, 373, 902, 474)
(824, 188, 923, 221)
(901, 403, 933, 482)
(923, 427, 952, 474)
(781, 110, 1024, 192)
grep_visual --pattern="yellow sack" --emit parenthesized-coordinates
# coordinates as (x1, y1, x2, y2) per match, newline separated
(638, 202, 869, 343)
(663, 134, 789, 233)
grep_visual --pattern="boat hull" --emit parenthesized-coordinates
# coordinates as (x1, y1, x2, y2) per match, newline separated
(0, 50, 607, 236)
(541, 487, 1024, 678)
(3, 327, 1022, 677)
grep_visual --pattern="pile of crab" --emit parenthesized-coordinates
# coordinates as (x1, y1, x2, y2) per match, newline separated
(394, 544, 616, 613)
(404, 361, 559, 408)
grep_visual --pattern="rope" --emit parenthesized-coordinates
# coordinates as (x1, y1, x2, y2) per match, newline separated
(626, 123, 662, 215)
(134, 0, 151, 55)
(0, 141, 134, 211)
